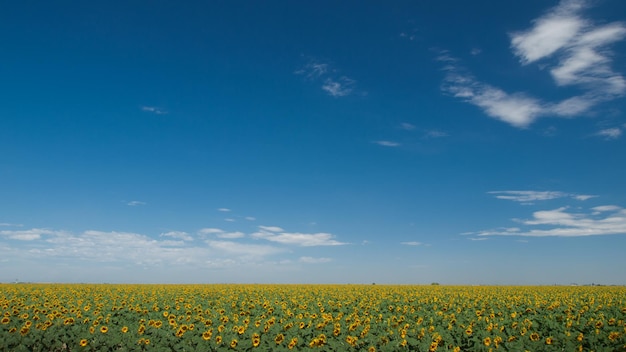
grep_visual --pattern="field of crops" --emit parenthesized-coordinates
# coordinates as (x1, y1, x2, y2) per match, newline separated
(1, 284, 624, 351)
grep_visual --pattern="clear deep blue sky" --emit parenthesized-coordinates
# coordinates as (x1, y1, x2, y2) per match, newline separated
(2, 0, 626, 284)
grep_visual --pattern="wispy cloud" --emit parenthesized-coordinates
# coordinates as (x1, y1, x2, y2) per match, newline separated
(472, 205, 626, 237)
(294, 61, 328, 79)
(322, 77, 355, 97)
(0, 223, 23, 227)
(206, 240, 285, 258)
(0, 228, 65, 241)
(258, 226, 284, 232)
(198, 228, 224, 235)
(160, 231, 193, 241)
(141, 106, 167, 115)
(595, 127, 622, 140)
(400, 123, 416, 130)
(217, 208, 231, 212)
(127, 201, 146, 206)
(441, 0, 626, 128)
(216, 231, 245, 239)
(373, 141, 400, 147)
(424, 130, 449, 138)
(488, 190, 596, 204)
(245, 217, 256, 221)
(401, 241, 423, 246)
(296, 58, 359, 97)
(299, 256, 332, 264)
(251, 226, 346, 246)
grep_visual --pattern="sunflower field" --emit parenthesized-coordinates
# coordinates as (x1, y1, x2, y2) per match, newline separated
(1, 284, 624, 351)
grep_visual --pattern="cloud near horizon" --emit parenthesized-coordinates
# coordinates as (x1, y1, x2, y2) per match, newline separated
(0, 224, 346, 270)
(470, 205, 626, 237)
(441, 0, 626, 128)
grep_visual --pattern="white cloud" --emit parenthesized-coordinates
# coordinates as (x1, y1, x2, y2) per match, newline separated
(245, 217, 256, 221)
(294, 61, 329, 79)
(373, 141, 400, 147)
(401, 241, 423, 246)
(595, 127, 622, 140)
(216, 231, 245, 239)
(441, 0, 626, 129)
(127, 201, 146, 206)
(258, 226, 284, 232)
(217, 208, 231, 212)
(299, 256, 332, 264)
(0, 223, 23, 227)
(489, 190, 596, 203)
(475, 205, 626, 237)
(296, 58, 358, 97)
(510, 0, 586, 64)
(425, 130, 449, 138)
(0, 228, 63, 241)
(141, 106, 167, 115)
(206, 240, 285, 257)
(160, 231, 193, 241)
(251, 230, 346, 246)
(322, 77, 355, 97)
(198, 228, 224, 235)
(573, 194, 598, 201)
(224, 218, 235, 222)
(400, 122, 416, 130)
(443, 73, 544, 128)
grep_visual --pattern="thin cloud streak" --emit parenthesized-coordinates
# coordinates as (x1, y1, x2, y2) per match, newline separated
(141, 106, 167, 115)
(373, 141, 400, 147)
(488, 190, 596, 203)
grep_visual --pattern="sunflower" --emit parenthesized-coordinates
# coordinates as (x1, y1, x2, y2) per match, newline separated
(275, 333, 285, 344)
(79, 339, 88, 347)
(215, 336, 223, 344)
(483, 337, 491, 346)
(287, 337, 298, 350)
(465, 328, 472, 336)
(428, 341, 438, 352)
(608, 332, 621, 341)
(20, 326, 30, 336)
(545, 337, 553, 345)
(230, 339, 238, 348)
(1, 317, 9, 324)
(202, 330, 213, 341)
(121, 326, 128, 333)
(530, 332, 540, 341)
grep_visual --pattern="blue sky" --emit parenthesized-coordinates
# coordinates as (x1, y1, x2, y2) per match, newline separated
(1, 0, 626, 285)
